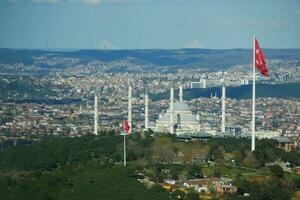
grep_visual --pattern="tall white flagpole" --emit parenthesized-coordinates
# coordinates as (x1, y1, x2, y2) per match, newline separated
(128, 83, 132, 134)
(124, 132, 126, 167)
(251, 36, 256, 152)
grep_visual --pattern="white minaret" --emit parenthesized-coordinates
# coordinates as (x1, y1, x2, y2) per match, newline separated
(179, 82, 183, 102)
(221, 78, 226, 133)
(94, 94, 98, 135)
(145, 89, 149, 130)
(170, 85, 174, 134)
(79, 104, 82, 114)
(128, 83, 132, 133)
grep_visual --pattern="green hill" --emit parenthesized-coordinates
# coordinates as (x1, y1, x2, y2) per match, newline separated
(1, 48, 300, 73)
(0, 164, 169, 200)
(1, 132, 300, 200)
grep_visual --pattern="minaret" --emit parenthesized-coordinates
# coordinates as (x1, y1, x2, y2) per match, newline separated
(221, 78, 226, 133)
(128, 82, 132, 133)
(170, 85, 174, 134)
(145, 89, 149, 130)
(94, 94, 98, 135)
(179, 82, 183, 102)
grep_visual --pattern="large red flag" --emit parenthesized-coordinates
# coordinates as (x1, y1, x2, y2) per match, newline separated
(255, 38, 269, 77)
(123, 119, 130, 134)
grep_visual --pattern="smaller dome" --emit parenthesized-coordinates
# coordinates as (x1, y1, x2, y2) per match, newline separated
(167, 101, 191, 112)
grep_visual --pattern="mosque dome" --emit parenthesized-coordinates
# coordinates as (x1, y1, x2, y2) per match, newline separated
(155, 85, 201, 134)
(167, 102, 191, 112)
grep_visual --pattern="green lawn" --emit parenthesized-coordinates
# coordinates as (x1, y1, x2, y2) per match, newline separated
(202, 164, 257, 178)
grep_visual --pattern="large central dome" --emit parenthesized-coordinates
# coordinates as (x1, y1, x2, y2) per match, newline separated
(167, 102, 191, 112)
(155, 85, 201, 134)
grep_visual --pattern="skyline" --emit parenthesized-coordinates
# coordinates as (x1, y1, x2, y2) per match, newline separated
(0, 0, 300, 49)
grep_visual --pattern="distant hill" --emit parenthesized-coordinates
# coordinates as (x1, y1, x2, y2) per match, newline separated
(150, 83, 300, 101)
(1, 48, 300, 73)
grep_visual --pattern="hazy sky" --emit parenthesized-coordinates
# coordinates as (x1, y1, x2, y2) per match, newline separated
(0, 0, 299, 49)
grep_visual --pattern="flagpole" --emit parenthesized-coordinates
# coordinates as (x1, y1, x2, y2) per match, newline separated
(251, 36, 256, 152)
(124, 133, 126, 167)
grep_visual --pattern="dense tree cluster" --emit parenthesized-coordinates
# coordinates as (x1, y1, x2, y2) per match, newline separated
(209, 137, 300, 167)
(0, 132, 299, 200)
(230, 177, 292, 200)
(0, 131, 154, 171)
(0, 164, 170, 200)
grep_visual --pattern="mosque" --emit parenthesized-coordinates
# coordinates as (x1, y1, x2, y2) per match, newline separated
(93, 81, 222, 136)
(154, 83, 201, 135)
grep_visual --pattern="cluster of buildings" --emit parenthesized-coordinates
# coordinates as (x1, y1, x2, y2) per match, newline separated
(137, 174, 237, 197)
(1, 75, 300, 151)
(0, 103, 91, 139)
(0, 64, 300, 150)
(113, 78, 299, 147)
(177, 177, 236, 195)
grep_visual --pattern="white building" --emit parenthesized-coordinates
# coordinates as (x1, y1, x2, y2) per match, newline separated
(156, 84, 201, 135)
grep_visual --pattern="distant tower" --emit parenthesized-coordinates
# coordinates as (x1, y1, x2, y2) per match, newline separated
(170, 85, 174, 134)
(145, 89, 149, 130)
(128, 82, 132, 133)
(79, 104, 82, 114)
(102, 38, 107, 50)
(221, 78, 226, 134)
(94, 94, 98, 135)
(179, 82, 184, 102)
(200, 78, 207, 88)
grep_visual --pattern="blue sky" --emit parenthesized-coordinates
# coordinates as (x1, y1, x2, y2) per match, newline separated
(0, 0, 299, 49)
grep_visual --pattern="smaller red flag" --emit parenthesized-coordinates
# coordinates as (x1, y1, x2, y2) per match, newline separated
(123, 120, 130, 133)
(255, 38, 269, 77)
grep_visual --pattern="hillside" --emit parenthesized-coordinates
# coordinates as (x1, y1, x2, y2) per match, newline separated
(1, 132, 300, 200)
(1, 48, 300, 74)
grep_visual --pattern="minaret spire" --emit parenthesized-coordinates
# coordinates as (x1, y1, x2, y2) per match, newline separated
(179, 82, 183, 102)
(221, 78, 226, 134)
(170, 84, 174, 134)
(145, 88, 149, 130)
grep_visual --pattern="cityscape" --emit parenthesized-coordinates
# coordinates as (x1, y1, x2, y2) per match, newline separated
(1, 0, 300, 200)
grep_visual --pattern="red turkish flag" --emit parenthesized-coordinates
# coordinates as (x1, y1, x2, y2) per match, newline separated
(123, 119, 130, 133)
(255, 38, 269, 77)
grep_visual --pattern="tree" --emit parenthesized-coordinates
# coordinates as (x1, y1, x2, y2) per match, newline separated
(184, 192, 199, 200)
(295, 178, 300, 188)
(188, 165, 203, 179)
(213, 168, 221, 177)
(269, 165, 284, 178)
(242, 152, 260, 168)
(151, 137, 175, 164)
(170, 165, 184, 180)
(232, 150, 243, 165)
(171, 190, 185, 200)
